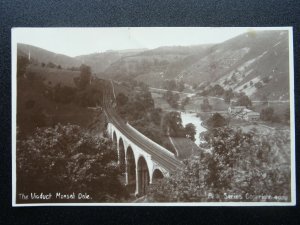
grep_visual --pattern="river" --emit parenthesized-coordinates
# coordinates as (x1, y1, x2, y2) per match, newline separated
(180, 111, 207, 146)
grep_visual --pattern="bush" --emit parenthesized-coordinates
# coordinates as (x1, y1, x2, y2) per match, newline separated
(116, 93, 128, 107)
(47, 62, 57, 68)
(255, 82, 263, 89)
(206, 113, 227, 128)
(236, 94, 252, 108)
(74, 64, 92, 90)
(162, 111, 185, 137)
(148, 127, 291, 202)
(17, 124, 128, 203)
(163, 90, 179, 109)
(185, 123, 196, 142)
(260, 107, 274, 121)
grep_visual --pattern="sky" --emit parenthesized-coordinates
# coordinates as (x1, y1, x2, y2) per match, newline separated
(12, 27, 279, 57)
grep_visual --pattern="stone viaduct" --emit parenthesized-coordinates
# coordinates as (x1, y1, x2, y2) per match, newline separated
(107, 122, 181, 196)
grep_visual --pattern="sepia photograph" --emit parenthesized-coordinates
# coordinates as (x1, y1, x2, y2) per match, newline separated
(12, 27, 295, 206)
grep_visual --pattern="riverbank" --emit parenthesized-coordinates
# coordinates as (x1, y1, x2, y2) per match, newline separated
(180, 111, 207, 146)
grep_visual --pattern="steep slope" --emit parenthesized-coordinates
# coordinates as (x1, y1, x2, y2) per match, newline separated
(102, 30, 290, 100)
(102, 45, 213, 86)
(18, 30, 291, 101)
(17, 43, 81, 68)
(175, 30, 290, 100)
(18, 43, 148, 74)
(214, 30, 290, 100)
(104, 30, 289, 100)
(75, 48, 147, 74)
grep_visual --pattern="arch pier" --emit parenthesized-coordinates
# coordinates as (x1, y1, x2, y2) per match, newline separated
(107, 122, 169, 196)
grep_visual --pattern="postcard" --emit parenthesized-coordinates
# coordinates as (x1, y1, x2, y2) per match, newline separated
(12, 27, 295, 206)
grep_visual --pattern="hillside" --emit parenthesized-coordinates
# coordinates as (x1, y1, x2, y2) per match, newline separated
(18, 43, 81, 69)
(75, 48, 147, 74)
(16, 55, 105, 136)
(17, 73, 99, 136)
(26, 65, 80, 87)
(186, 30, 290, 100)
(18, 43, 147, 74)
(18, 30, 291, 101)
(102, 45, 213, 86)
(102, 30, 290, 100)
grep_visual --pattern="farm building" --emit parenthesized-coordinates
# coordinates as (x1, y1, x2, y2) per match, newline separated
(228, 106, 260, 121)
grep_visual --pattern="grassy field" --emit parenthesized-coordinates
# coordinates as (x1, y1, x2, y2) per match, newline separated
(253, 101, 290, 120)
(151, 92, 174, 111)
(112, 81, 131, 98)
(151, 91, 229, 113)
(169, 137, 200, 160)
(184, 96, 229, 112)
(17, 69, 103, 136)
(27, 65, 80, 87)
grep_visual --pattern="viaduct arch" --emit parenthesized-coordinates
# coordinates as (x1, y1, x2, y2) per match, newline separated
(103, 81, 183, 197)
(107, 122, 169, 196)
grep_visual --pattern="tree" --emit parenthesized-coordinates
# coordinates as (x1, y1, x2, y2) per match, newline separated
(255, 81, 263, 89)
(200, 98, 212, 112)
(181, 97, 190, 110)
(116, 93, 128, 107)
(117, 87, 155, 122)
(75, 85, 102, 107)
(134, 88, 154, 111)
(206, 113, 227, 128)
(132, 120, 163, 145)
(17, 124, 128, 203)
(162, 112, 185, 137)
(47, 62, 57, 68)
(150, 108, 162, 126)
(148, 127, 291, 202)
(260, 107, 274, 121)
(236, 94, 252, 108)
(163, 90, 179, 109)
(211, 84, 224, 96)
(74, 64, 92, 90)
(185, 123, 196, 142)
(223, 89, 234, 103)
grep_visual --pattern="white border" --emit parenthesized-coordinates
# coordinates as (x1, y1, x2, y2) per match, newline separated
(12, 28, 17, 207)
(288, 27, 296, 206)
(11, 27, 296, 207)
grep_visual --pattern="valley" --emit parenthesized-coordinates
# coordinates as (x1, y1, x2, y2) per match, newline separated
(15, 28, 293, 203)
